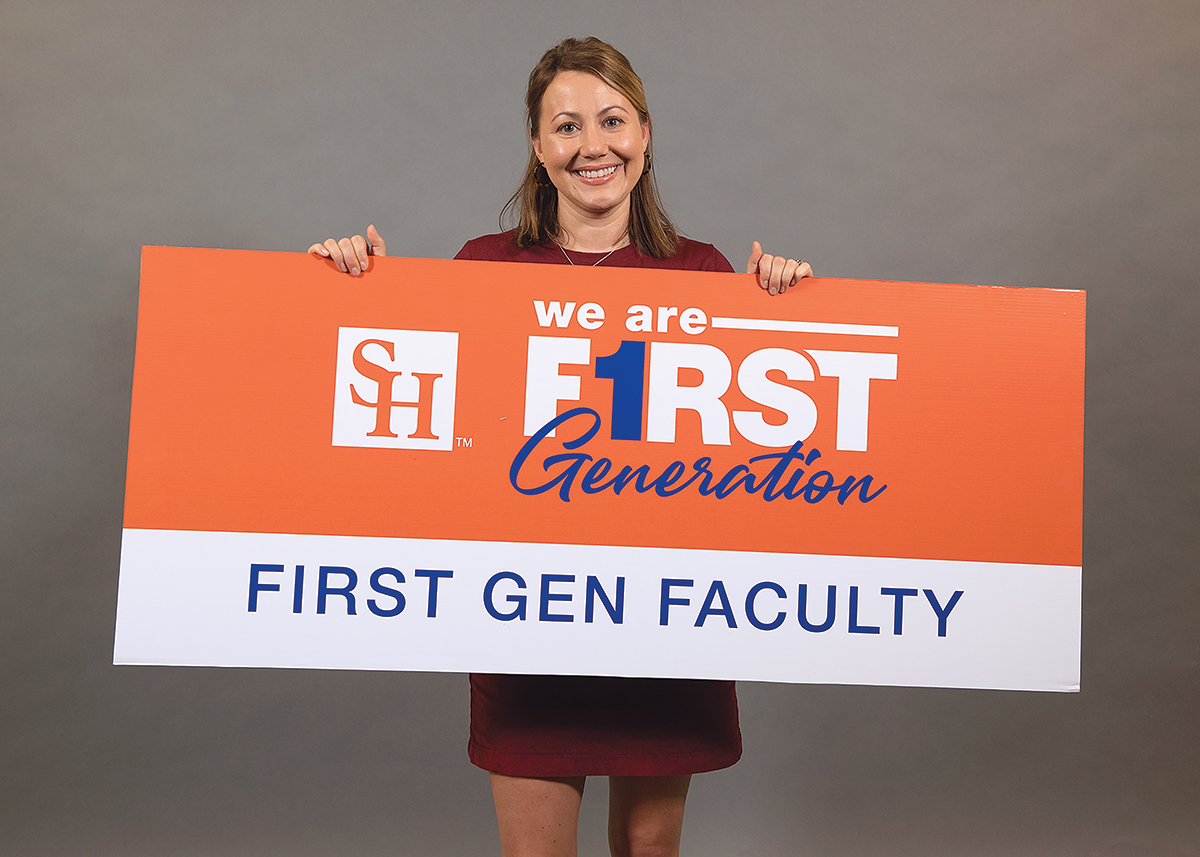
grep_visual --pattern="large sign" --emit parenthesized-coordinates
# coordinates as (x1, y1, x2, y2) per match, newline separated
(115, 247, 1085, 691)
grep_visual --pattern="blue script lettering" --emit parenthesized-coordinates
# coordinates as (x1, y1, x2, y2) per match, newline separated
(510, 408, 886, 504)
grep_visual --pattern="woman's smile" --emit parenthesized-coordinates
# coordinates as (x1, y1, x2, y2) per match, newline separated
(574, 164, 621, 181)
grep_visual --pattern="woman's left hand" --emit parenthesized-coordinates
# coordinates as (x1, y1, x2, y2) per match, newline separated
(747, 241, 813, 296)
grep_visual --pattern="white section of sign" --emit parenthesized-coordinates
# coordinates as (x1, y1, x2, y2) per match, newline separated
(114, 529, 1081, 692)
(331, 327, 458, 450)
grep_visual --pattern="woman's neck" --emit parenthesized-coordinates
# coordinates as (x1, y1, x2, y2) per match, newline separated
(554, 200, 632, 252)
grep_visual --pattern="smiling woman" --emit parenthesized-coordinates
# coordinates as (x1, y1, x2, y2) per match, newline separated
(531, 69, 651, 252)
(309, 36, 813, 857)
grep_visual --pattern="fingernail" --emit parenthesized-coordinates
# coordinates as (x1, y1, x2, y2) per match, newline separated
(339, 262, 347, 272)
(351, 266, 360, 276)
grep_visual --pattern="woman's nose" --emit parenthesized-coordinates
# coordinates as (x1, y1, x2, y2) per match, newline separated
(579, 123, 607, 156)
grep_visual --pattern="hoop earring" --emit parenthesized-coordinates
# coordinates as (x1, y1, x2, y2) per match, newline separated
(535, 163, 553, 187)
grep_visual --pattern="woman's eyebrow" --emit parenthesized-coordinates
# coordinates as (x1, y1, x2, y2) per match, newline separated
(550, 105, 629, 123)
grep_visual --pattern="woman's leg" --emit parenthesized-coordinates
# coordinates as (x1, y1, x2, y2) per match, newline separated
(490, 772, 587, 857)
(606, 775, 692, 857)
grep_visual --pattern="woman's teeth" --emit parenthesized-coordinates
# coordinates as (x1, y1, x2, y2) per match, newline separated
(577, 165, 618, 179)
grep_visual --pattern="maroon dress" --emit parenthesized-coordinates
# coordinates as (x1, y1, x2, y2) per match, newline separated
(456, 230, 743, 778)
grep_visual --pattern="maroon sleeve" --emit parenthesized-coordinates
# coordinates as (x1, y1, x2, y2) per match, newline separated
(674, 237, 735, 273)
(454, 237, 484, 261)
(701, 245, 736, 273)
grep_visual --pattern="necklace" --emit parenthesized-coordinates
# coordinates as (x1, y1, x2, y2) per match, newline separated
(556, 241, 622, 267)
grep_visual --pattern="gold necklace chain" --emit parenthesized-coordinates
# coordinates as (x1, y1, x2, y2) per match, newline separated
(556, 242, 621, 267)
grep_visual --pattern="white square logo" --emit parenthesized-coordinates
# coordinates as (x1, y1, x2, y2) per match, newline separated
(332, 327, 459, 450)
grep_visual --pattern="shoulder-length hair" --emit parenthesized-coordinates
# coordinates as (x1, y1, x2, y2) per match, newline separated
(501, 37, 680, 259)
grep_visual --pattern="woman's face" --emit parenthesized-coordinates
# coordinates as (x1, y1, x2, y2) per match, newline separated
(533, 70, 650, 226)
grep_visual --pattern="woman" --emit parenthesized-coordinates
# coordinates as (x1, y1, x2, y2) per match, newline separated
(311, 36, 812, 857)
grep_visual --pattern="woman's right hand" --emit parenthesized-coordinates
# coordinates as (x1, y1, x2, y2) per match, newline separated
(308, 224, 386, 276)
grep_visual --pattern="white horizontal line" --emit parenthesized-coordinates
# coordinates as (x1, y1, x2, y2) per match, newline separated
(710, 317, 899, 337)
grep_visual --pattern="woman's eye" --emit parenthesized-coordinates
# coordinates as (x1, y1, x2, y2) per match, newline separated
(558, 122, 579, 134)
(603, 116, 622, 128)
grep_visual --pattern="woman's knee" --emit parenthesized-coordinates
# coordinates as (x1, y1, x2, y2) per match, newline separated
(607, 775, 691, 857)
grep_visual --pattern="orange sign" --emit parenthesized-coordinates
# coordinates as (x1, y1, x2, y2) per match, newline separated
(125, 248, 1083, 566)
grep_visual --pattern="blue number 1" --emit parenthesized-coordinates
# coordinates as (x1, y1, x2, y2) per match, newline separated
(594, 340, 646, 441)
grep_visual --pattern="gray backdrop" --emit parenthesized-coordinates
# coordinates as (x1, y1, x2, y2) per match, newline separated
(2, 1, 1198, 855)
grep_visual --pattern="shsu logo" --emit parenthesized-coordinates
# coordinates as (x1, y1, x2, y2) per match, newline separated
(332, 327, 458, 451)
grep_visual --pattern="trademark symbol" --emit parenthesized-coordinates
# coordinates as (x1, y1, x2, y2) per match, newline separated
(456, 437, 473, 448)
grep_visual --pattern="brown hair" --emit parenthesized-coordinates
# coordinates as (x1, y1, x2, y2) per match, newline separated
(501, 37, 680, 258)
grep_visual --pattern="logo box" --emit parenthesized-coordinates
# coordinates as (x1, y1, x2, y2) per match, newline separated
(332, 327, 459, 451)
